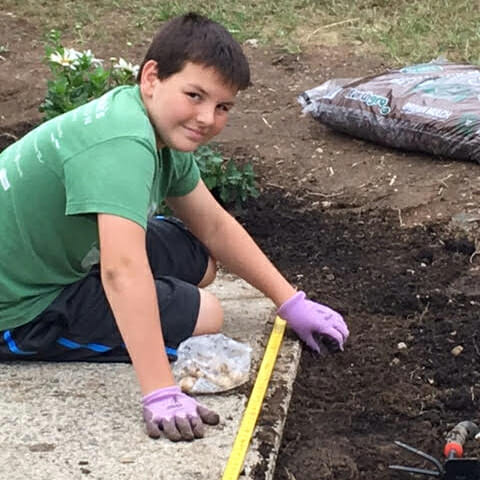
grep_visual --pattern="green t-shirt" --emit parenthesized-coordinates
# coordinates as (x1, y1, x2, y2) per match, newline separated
(0, 85, 200, 330)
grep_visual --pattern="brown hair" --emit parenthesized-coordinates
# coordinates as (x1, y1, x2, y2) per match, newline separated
(137, 12, 250, 90)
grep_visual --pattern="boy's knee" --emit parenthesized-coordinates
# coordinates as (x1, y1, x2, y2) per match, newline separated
(198, 256, 217, 287)
(194, 290, 224, 335)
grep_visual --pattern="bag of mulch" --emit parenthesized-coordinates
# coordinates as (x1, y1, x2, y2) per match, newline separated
(298, 59, 480, 163)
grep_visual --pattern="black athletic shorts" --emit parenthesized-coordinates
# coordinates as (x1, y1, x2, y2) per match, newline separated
(0, 216, 209, 362)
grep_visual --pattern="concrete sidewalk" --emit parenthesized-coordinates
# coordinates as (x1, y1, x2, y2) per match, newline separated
(0, 272, 301, 480)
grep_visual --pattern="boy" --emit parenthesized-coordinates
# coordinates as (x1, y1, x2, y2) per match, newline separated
(0, 13, 349, 442)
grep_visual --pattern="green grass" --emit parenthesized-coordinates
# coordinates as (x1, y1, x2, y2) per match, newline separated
(331, 0, 480, 65)
(3, 0, 318, 52)
(3, 0, 480, 65)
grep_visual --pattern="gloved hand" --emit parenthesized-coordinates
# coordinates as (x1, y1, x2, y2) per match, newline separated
(142, 386, 220, 441)
(278, 291, 349, 354)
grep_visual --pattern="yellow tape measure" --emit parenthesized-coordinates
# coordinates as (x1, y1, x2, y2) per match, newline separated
(222, 316, 286, 480)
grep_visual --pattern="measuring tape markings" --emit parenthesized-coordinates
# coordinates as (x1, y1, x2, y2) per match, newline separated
(222, 316, 287, 480)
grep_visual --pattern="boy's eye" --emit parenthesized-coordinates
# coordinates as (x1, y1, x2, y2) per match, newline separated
(217, 104, 232, 113)
(186, 92, 201, 100)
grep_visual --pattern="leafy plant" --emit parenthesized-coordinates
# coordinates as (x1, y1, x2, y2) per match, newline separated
(194, 145, 259, 207)
(154, 146, 259, 215)
(40, 30, 138, 120)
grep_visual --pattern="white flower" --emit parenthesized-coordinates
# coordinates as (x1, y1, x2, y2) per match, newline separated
(49, 48, 103, 69)
(113, 57, 140, 77)
(49, 48, 82, 69)
(78, 49, 103, 67)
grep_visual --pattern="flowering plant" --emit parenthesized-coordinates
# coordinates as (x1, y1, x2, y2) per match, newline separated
(40, 30, 139, 120)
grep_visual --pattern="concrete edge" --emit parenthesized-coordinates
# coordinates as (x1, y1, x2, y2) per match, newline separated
(244, 334, 303, 479)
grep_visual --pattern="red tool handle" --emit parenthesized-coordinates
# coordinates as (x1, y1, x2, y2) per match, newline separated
(444, 421, 479, 459)
(444, 441, 463, 458)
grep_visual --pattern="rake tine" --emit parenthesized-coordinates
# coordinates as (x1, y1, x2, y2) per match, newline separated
(389, 465, 442, 477)
(388, 440, 445, 477)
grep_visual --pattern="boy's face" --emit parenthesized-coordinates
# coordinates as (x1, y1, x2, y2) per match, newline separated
(140, 61, 237, 151)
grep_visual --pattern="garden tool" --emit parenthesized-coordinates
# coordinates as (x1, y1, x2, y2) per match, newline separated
(389, 421, 480, 479)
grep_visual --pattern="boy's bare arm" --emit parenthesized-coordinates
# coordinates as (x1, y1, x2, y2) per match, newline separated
(97, 213, 175, 394)
(167, 181, 296, 307)
(168, 182, 349, 356)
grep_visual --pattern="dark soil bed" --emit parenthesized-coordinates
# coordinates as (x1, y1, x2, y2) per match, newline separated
(239, 189, 480, 480)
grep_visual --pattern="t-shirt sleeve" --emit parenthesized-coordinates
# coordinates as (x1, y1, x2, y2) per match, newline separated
(166, 150, 201, 197)
(64, 137, 156, 229)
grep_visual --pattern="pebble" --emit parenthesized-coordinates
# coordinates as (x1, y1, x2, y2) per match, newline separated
(451, 345, 463, 357)
(397, 342, 407, 350)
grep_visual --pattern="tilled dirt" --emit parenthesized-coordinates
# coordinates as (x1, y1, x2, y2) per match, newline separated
(238, 190, 480, 480)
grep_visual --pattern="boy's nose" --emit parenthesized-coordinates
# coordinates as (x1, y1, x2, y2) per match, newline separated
(196, 106, 215, 126)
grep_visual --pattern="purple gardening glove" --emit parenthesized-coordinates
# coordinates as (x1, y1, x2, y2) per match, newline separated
(278, 291, 349, 354)
(142, 386, 220, 441)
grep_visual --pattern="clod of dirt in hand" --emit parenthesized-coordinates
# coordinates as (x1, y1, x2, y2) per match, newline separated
(397, 342, 407, 350)
(451, 345, 464, 356)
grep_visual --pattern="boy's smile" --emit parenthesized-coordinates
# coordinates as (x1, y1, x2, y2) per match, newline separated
(140, 61, 237, 152)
